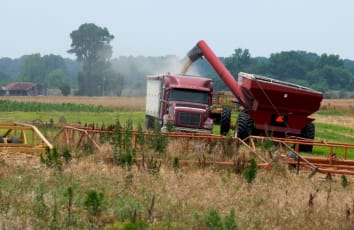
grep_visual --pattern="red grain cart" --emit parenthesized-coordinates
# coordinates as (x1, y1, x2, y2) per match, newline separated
(186, 40, 323, 152)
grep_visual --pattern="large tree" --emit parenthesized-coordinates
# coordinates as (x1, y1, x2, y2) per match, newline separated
(0, 71, 11, 85)
(68, 23, 122, 96)
(18, 54, 45, 83)
(46, 69, 71, 96)
(223, 48, 252, 78)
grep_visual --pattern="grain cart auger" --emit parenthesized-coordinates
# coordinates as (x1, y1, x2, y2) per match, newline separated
(185, 40, 323, 152)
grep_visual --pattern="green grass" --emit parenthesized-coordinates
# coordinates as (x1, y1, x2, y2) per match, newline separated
(315, 109, 348, 116)
(315, 123, 354, 142)
(0, 100, 118, 112)
(311, 122, 354, 158)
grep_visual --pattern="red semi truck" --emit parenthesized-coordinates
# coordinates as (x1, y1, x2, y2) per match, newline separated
(186, 40, 323, 151)
(145, 74, 214, 133)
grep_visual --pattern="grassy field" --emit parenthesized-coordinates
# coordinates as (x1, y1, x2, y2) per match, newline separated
(0, 96, 354, 229)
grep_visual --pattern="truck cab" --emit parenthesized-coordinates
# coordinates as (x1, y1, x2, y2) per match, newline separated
(145, 74, 214, 133)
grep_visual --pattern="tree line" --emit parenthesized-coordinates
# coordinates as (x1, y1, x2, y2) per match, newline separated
(220, 49, 354, 97)
(1, 23, 354, 98)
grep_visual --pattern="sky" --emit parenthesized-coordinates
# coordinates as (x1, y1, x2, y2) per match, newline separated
(1, 0, 354, 60)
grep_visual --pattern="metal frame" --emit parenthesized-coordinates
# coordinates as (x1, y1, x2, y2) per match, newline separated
(0, 123, 53, 153)
(53, 125, 354, 176)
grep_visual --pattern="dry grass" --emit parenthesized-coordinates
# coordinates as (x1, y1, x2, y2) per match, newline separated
(0, 148, 353, 229)
(313, 99, 354, 128)
(313, 113, 354, 129)
(321, 99, 354, 111)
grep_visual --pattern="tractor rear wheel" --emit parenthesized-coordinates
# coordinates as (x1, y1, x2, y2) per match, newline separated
(299, 123, 315, 152)
(236, 110, 254, 140)
(220, 107, 231, 135)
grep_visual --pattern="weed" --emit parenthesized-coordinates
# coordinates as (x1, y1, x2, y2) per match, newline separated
(242, 158, 257, 184)
(204, 208, 237, 230)
(205, 208, 223, 230)
(137, 155, 161, 175)
(84, 189, 105, 218)
(111, 118, 136, 168)
(81, 139, 95, 155)
(165, 120, 175, 132)
(112, 118, 122, 164)
(146, 195, 155, 223)
(40, 146, 62, 170)
(206, 139, 218, 154)
(123, 119, 133, 151)
(341, 175, 348, 188)
(62, 147, 72, 164)
(50, 197, 59, 230)
(84, 189, 105, 227)
(173, 157, 179, 171)
(64, 186, 74, 225)
(137, 123, 145, 148)
(308, 192, 315, 211)
(224, 208, 237, 230)
(222, 168, 232, 183)
(114, 195, 143, 222)
(222, 135, 234, 159)
(33, 185, 49, 226)
(147, 125, 168, 155)
(233, 151, 250, 174)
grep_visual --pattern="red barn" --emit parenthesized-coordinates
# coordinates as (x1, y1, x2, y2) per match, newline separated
(5, 82, 45, 96)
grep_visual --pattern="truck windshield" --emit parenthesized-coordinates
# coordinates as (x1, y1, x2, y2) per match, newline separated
(170, 88, 209, 104)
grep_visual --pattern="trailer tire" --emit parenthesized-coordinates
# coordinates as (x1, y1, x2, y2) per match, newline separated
(220, 107, 231, 135)
(299, 123, 315, 153)
(236, 110, 253, 140)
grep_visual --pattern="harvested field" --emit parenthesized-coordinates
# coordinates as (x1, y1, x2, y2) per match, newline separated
(321, 99, 354, 111)
(313, 113, 354, 129)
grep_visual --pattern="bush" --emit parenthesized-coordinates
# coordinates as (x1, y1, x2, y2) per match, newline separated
(205, 208, 223, 230)
(242, 158, 257, 184)
(83, 189, 105, 217)
(204, 208, 237, 230)
(40, 146, 62, 170)
(341, 175, 348, 188)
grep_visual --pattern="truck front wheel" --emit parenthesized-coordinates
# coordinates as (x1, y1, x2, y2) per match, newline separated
(145, 115, 154, 130)
(220, 107, 231, 135)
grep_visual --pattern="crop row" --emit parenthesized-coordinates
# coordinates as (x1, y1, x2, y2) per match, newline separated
(0, 99, 116, 112)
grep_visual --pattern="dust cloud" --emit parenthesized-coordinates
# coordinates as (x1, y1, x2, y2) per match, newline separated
(111, 55, 203, 96)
